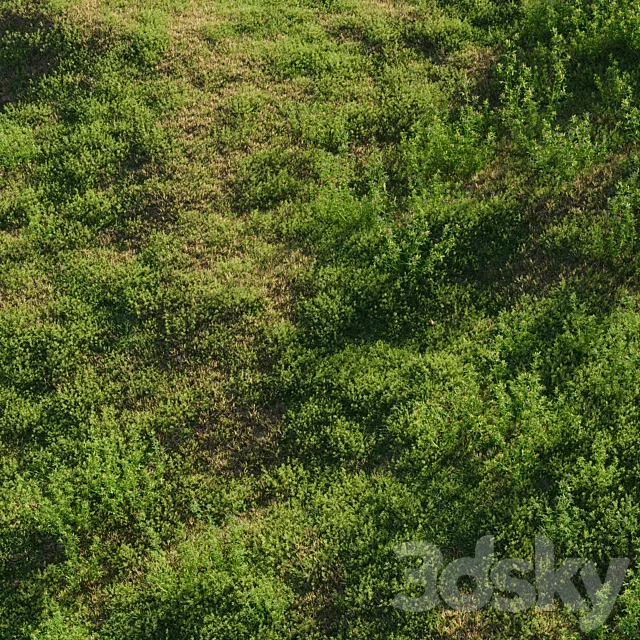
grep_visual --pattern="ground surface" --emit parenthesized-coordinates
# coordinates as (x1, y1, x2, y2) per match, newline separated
(1, 0, 640, 637)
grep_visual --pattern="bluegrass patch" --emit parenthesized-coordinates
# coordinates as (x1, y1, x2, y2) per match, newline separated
(3, 0, 640, 638)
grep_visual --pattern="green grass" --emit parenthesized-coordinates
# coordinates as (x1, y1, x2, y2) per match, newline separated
(1, 0, 640, 637)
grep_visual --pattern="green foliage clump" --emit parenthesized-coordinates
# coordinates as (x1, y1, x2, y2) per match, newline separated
(2, 0, 640, 638)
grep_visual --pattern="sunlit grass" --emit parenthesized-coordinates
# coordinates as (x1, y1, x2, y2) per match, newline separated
(1, 0, 640, 637)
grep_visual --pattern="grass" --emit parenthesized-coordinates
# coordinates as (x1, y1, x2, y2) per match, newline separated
(1, 0, 640, 637)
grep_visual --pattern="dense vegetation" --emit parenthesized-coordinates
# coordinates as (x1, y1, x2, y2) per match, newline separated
(1, 0, 640, 637)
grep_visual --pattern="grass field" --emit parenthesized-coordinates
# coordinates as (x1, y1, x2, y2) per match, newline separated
(2, 0, 640, 637)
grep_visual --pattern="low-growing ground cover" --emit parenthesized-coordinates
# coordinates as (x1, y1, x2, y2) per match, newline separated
(1, 0, 640, 637)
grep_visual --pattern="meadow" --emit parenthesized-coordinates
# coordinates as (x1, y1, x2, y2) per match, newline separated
(1, 0, 640, 637)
